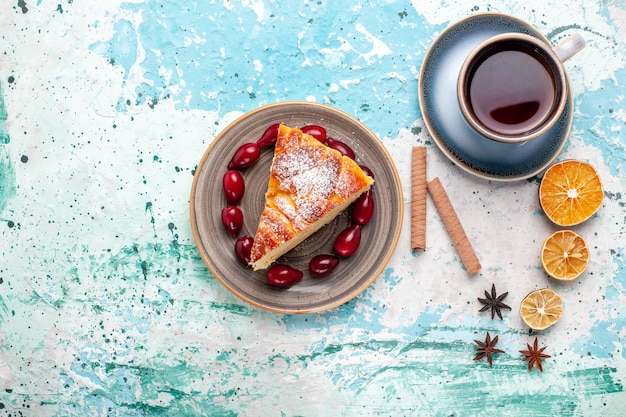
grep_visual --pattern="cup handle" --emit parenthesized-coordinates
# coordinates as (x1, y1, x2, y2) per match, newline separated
(554, 33, 586, 62)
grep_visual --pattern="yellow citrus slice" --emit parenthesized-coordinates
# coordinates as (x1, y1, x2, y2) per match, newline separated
(541, 230, 589, 281)
(520, 288, 563, 331)
(539, 160, 603, 226)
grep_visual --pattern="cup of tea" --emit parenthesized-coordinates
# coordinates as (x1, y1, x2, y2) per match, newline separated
(457, 32, 585, 143)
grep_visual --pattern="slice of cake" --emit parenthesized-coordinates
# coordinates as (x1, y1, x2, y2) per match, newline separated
(249, 124, 374, 270)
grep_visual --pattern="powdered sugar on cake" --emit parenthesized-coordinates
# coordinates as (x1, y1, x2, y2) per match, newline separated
(273, 146, 341, 231)
(249, 124, 373, 270)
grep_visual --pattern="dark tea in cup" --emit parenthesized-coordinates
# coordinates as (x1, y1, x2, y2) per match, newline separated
(458, 33, 583, 143)
(469, 47, 556, 133)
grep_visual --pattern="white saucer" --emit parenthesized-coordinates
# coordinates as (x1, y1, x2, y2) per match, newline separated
(418, 13, 573, 181)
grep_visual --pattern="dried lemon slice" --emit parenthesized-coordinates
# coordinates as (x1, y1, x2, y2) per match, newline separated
(541, 230, 589, 281)
(520, 288, 563, 331)
(539, 160, 603, 226)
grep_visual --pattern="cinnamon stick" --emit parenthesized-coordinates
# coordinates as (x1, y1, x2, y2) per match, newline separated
(411, 146, 427, 250)
(427, 177, 481, 274)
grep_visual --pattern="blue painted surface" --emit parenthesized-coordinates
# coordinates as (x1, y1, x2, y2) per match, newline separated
(0, 1, 625, 416)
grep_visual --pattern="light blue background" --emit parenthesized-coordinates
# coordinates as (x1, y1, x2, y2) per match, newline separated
(0, 1, 624, 415)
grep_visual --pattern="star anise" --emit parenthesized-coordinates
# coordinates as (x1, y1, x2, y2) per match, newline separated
(473, 331, 505, 367)
(478, 283, 511, 320)
(520, 337, 551, 372)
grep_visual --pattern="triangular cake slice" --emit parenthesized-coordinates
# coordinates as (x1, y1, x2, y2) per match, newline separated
(249, 124, 374, 270)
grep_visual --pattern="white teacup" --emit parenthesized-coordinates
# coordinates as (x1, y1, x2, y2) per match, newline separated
(458, 32, 585, 143)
